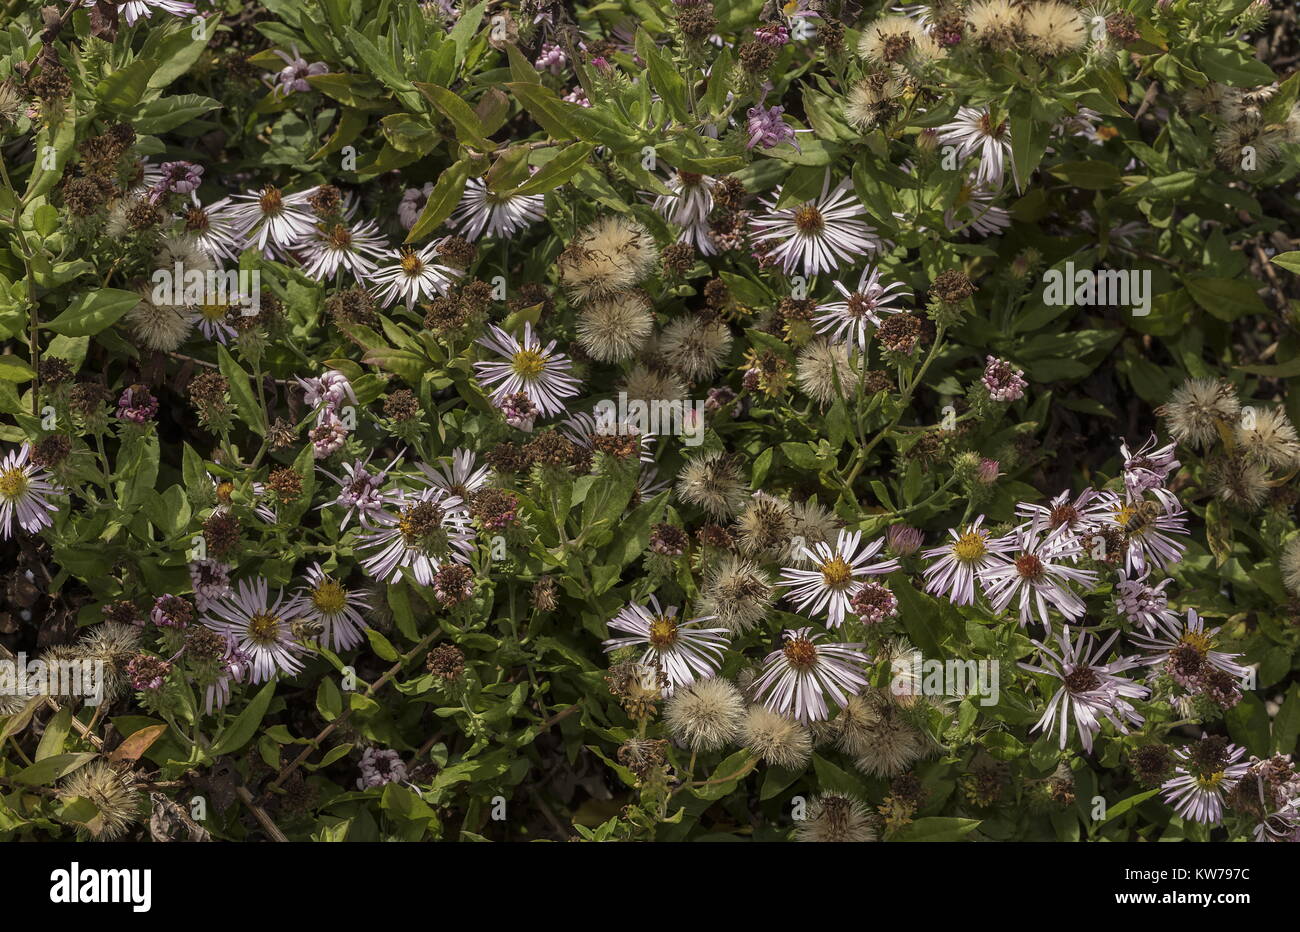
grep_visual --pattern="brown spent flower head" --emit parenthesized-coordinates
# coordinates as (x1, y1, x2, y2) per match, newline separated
(662, 242, 696, 276)
(876, 313, 925, 355)
(267, 467, 303, 503)
(436, 235, 478, 268)
(202, 511, 241, 559)
(469, 487, 520, 530)
(327, 286, 379, 327)
(931, 269, 976, 304)
(531, 576, 559, 612)
(426, 643, 466, 680)
(649, 522, 690, 556)
(384, 388, 420, 422)
(32, 433, 71, 469)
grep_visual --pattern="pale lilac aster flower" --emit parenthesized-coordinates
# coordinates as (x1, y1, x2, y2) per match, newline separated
(0, 443, 59, 538)
(886, 523, 925, 557)
(357, 488, 475, 586)
(309, 415, 349, 459)
(982, 355, 1026, 401)
(369, 242, 461, 308)
(286, 563, 370, 652)
(779, 529, 900, 628)
(357, 747, 408, 790)
(922, 515, 1013, 606)
(1016, 487, 1118, 548)
(116, 385, 158, 423)
(1131, 608, 1250, 682)
(944, 181, 1011, 238)
(981, 521, 1096, 628)
(752, 627, 870, 723)
(189, 559, 233, 612)
(534, 43, 567, 73)
(451, 177, 546, 241)
(150, 594, 194, 629)
(199, 636, 250, 714)
(268, 45, 329, 96)
(938, 106, 1017, 191)
(1112, 571, 1178, 631)
(1120, 434, 1180, 504)
(86, 0, 196, 26)
(745, 104, 798, 150)
(180, 193, 243, 264)
(564, 86, 591, 107)
(652, 171, 718, 255)
(228, 185, 318, 259)
(750, 175, 881, 277)
(297, 370, 357, 423)
(300, 218, 389, 282)
(150, 161, 203, 203)
(813, 264, 910, 351)
(1110, 492, 1189, 574)
(416, 448, 492, 499)
(398, 183, 433, 231)
(474, 322, 581, 419)
(202, 577, 306, 684)
(602, 595, 729, 693)
(319, 454, 403, 529)
(1162, 740, 1249, 825)
(1018, 626, 1149, 753)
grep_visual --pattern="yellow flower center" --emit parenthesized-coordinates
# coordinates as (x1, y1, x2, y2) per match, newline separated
(311, 579, 348, 615)
(511, 349, 546, 380)
(399, 249, 424, 275)
(0, 467, 28, 500)
(820, 555, 854, 589)
(793, 204, 824, 235)
(648, 615, 678, 649)
(247, 610, 283, 645)
(1195, 770, 1225, 790)
(783, 636, 818, 669)
(1180, 631, 1213, 655)
(952, 531, 987, 562)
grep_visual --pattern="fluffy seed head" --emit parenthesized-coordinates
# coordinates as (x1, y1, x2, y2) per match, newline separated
(699, 554, 774, 633)
(677, 451, 748, 518)
(575, 291, 655, 362)
(794, 792, 877, 842)
(741, 704, 814, 769)
(558, 215, 659, 302)
(57, 761, 143, 840)
(797, 339, 854, 404)
(1160, 378, 1241, 449)
(665, 677, 747, 751)
(659, 314, 734, 381)
(1021, 1, 1088, 56)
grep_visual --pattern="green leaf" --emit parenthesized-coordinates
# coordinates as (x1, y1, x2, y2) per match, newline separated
(44, 289, 139, 337)
(891, 817, 982, 841)
(1185, 276, 1267, 322)
(209, 680, 277, 756)
(507, 143, 595, 196)
(1195, 46, 1276, 87)
(416, 83, 493, 150)
(405, 159, 471, 243)
(0, 356, 34, 383)
(217, 344, 267, 436)
(12, 751, 97, 786)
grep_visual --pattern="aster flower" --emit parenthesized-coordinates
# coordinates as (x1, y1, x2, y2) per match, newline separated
(228, 185, 318, 259)
(202, 578, 306, 684)
(415, 448, 492, 499)
(779, 530, 900, 627)
(938, 106, 1017, 190)
(981, 521, 1096, 628)
(637, 465, 671, 501)
(86, 0, 195, 26)
(1131, 609, 1250, 682)
(0, 443, 59, 539)
(369, 242, 461, 308)
(982, 355, 1026, 401)
(189, 559, 232, 612)
(1110, 492, 1189, 574)
(116, 384, 158, 423)
(652, 171, 718, 254)
(1162, 739, 1249, 825)
(812, 264, 910, 351)
(922, 515, 1014, 606)
(179, 193, 243, 264)
(750, 175, 881, 277)
(944, 180, 1012, 237)
(1018, 627, 1149, 753)
(356, 488, 475, 586)
(745, 104, 799, 150)
(300, 218, 389, 282)
(451, 177, 546, 241)
(752, 627, 870, 723)
(473, 322, 581, 419)
(602, 595, 729, 693)
(1015, 487, 1117, 548)
(1112, 571, 1179, 631)
(268, 44, 329, 96)
(1120, 434, 1180, 504)
(398, 183, 433, 230)
(286, 564, 370, 652)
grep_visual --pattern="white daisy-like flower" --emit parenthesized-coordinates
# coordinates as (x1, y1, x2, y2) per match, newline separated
(473, 322, 581, 418)
(749, 174, 881, 277)
(601, 595, 730, 693)
(944, 180, 1011, 237)
(369, 242, 461, 308)
(399, 183, 433, 230)
(752, 627, 871, 723)
(1120, 434, 1180, 506)
(937, 106, 1017, 191)
(189, 559, 233, 612)
(1016, 487, 1118, 549)
(1131, 608, 1250, 682)
(451, 177, 545, 241)
(1109, 492, 1189, 575)
(85, 0, 196, 27)
(1112, 571, 1179, 632)
(812, 264, 910, 351)
(779, 529, 900, 628)
(184, 297, 240, 345)
(357, 488, 476, 586)
(0, 443, 59, 539)
(980, 520, 1097, 629)
(319, 454, 404, 530)
(415, 448, 492, 498)
(202, 577, 307, 684)
(651, 170, 718, 254)
(1018, 626, 1149, 753)
(638, 466, 671, 500)
(228, 185, 318, 259)
(179, 193, 242, 263)
(559, 411, 656, 464)
(922, 515, 1014, 606)
(1162, 740, 1249, 825)
(286, 563, 370, 652)
(299, 218, 389, 282)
